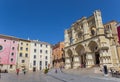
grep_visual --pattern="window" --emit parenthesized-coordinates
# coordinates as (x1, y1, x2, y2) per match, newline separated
(40, 55, 42, 58)
(20, 53, 22, 57)
(26, 48, 28, 51)
(34, 43, 37, 46)
(46, 50, 48, 54)
(0, 64, 3, 67)
(34, 55, 36, 59)
(33, 61, 36, 66)
(40, 67, 42, 70)
(22, 60, 25, 63)
(10, 65, 13, 69)
(4, 40, 6, 42)
(45, 61, 48, 66)
(91, 29, 95, 35)
(11, 58, 13, 62)
(25, 53, 28, 57)
(40, 44, 42, 47)
(78, 32, 82, 38)
(46, 45, 48, 48)
(12, 47, 15, 50)
(20, 47, 23, 50)
(11, 53, 14, 56)
(26, 43, 28, 46)
(40, 50, 42, 53)
(40, 61, 42, 65)
(21, 42, 23, 45)
(70, 37, 73, 44)
(45, 56, 47, 60)
(105, 25, 112, 34)
(34, 49, 36, 53)
(91, 27, 96, 36)
(13, 41, 15, 43)
(61, 48, 64, 51)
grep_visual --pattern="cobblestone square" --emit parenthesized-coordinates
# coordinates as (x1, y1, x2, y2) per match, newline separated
(0, 69, 120, 82)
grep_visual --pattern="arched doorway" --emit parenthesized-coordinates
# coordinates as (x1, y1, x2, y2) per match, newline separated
(95, 52, 100, 65)
(75, 44, 86, 68)
(88, 41, 100, 66)
(67, 49, 73, 68)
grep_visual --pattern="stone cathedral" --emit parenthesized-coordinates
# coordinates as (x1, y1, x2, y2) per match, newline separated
(64, 10, 120, 69)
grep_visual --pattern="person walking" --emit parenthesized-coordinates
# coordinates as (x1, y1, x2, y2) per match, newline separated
(16, 68, 19, 76)
(0, 69, 1, 78)
(23, 68, 26, 75)
(55, 68, 57, 73)
(60, 65, 63, 73)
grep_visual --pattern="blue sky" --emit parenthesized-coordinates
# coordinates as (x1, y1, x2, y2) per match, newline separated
(0, 0, 120, 44)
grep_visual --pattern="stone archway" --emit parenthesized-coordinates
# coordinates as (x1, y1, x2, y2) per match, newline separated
(67, 49, 74, 68)
(88, 41, 100, 66)
(75, 44, 86, 68)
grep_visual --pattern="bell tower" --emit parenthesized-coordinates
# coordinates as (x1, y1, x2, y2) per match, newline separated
(94, 10, 104, 35)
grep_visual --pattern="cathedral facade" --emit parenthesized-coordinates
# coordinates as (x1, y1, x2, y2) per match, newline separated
(64, 10, 120, 69)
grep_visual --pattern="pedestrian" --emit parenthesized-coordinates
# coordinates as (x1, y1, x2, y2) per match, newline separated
(83, 62, 86, 68)
(16, 68, 19, 75)
(60, 65, 62, 73)
(23, 68, 26, 75)
(55, 68, 57, 73)
(0, 69, 1, 78)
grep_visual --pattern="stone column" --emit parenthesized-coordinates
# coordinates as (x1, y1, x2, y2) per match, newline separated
(82, 18, 90, 40)
(72, 28, 77, 44)
(110, 45, 119, 67)
(86, 52, 94, 68)
(94, 10, 104, 35)
(73, 55, 80, 69)
(64, 30, 70, 47)
(65, 57, 71, 69)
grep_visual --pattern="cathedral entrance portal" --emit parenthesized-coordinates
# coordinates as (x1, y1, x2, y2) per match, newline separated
(67, 49, 73, 68)
(75, 44, 86, 68)
(88, 41, 100, 66)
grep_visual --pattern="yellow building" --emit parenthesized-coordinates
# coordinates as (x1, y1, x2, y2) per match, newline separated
(17, 39, 31, 70)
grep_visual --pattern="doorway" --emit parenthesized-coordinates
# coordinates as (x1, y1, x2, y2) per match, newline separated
(80, 55, 86, 68)
(70, 57, 74, 68)
(95, 52, 100, 65)
(33, 67, 36, 72)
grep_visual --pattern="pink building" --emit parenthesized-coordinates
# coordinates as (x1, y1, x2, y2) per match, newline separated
(0, 35, 19, 71)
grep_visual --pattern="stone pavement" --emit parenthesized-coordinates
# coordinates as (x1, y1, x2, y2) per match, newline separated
(0, 69, 120, 82)
(47, 68, 120, 82)
(62, 68, 120, 80)
(0, 72, 64, 82)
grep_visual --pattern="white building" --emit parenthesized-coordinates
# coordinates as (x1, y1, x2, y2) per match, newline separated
(29, 40, 52, 71)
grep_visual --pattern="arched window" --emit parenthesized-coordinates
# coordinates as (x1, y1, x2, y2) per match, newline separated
(78, 32, 82, 38)
(70, 37, 73, 44)
(91, 27, 96, 36)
